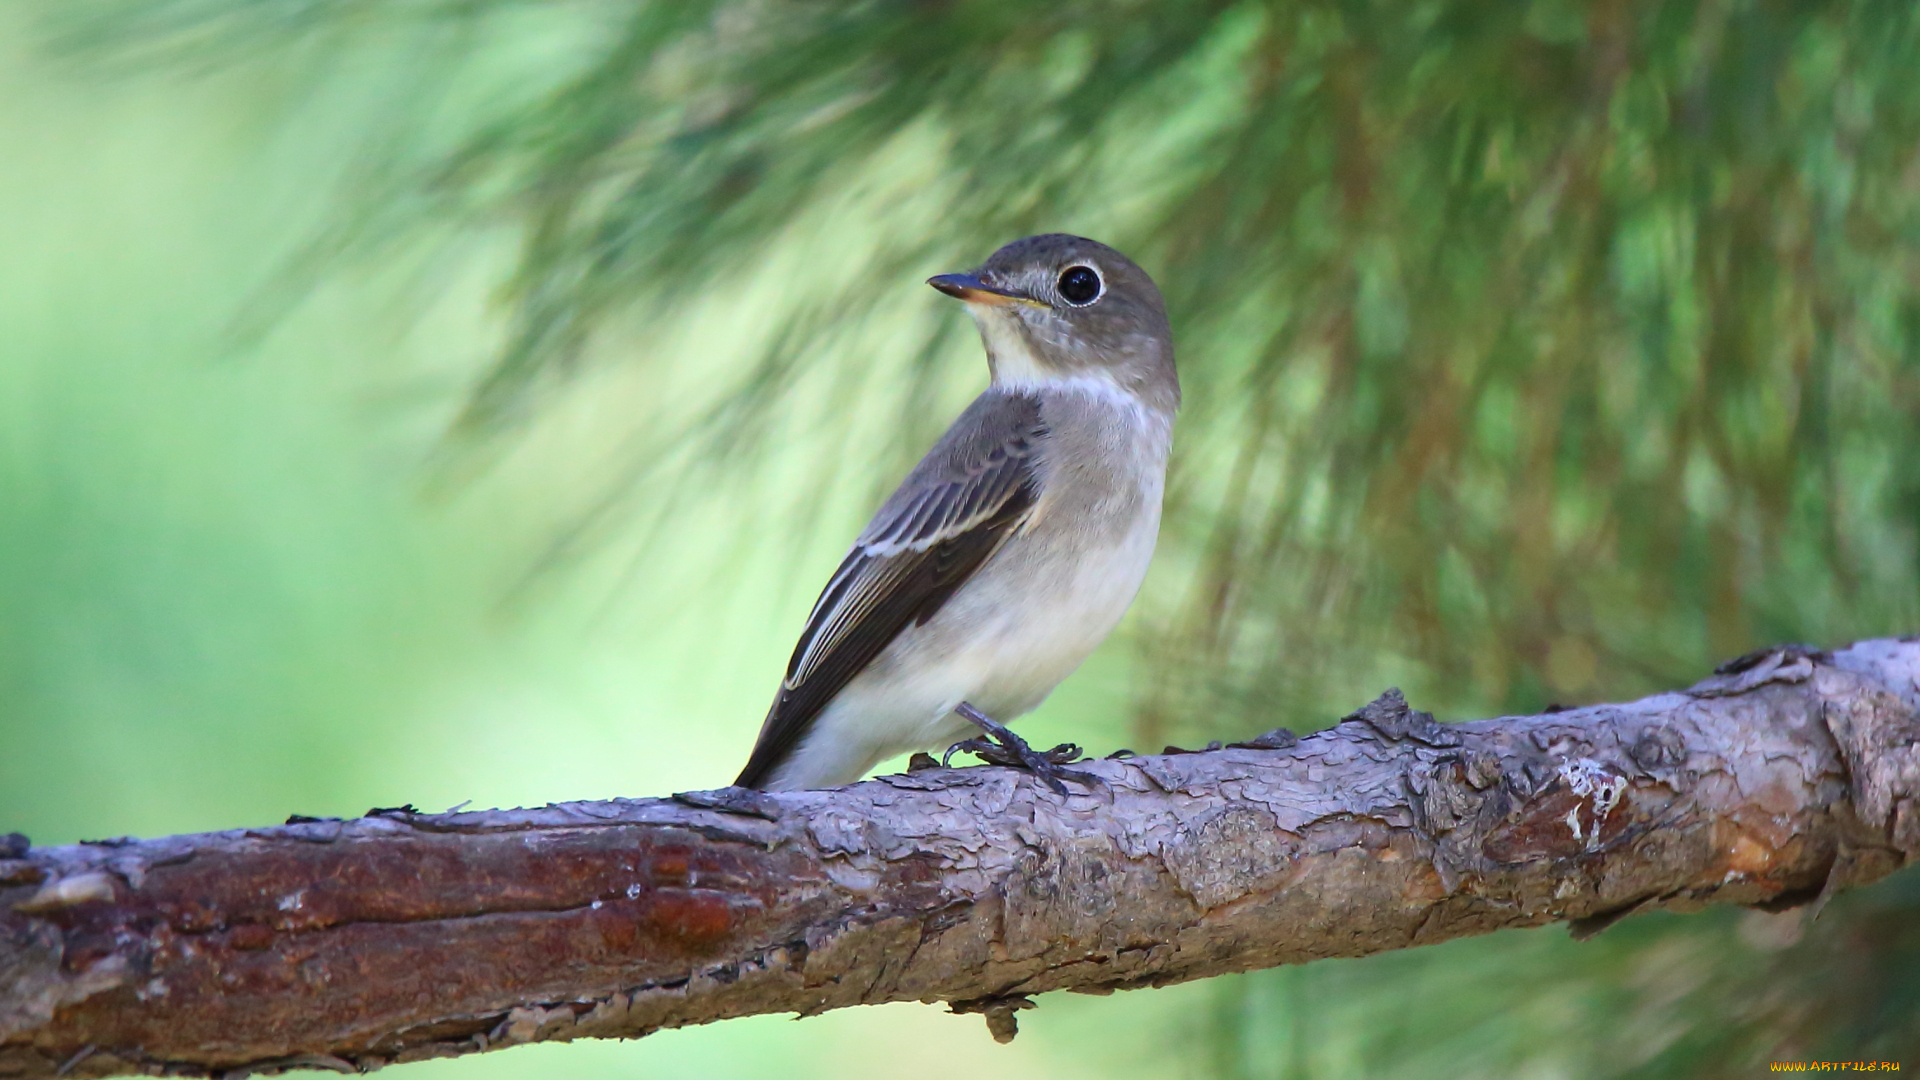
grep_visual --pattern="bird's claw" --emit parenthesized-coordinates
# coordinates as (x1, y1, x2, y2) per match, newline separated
(942, 714, 1099, 796)
(942, 737, 996, 769)
(941, 737, 1084, 770)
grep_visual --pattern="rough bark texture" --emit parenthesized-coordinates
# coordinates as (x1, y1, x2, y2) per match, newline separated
(4, 638, 1920, 1078)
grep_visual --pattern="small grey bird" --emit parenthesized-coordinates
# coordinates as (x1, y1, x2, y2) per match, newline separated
(734, 234, 1178, 792)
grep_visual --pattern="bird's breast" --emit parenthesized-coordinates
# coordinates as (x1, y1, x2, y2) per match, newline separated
(845, 383, 1170, 727)
(921, 387, 1170, 711)
(1024, 380, 1171, 540)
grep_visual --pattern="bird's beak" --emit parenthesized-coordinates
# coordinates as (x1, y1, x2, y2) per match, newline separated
(927, 273, 1039, 308)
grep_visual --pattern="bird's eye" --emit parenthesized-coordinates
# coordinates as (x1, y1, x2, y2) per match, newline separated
(1056, 265, 1102, 306)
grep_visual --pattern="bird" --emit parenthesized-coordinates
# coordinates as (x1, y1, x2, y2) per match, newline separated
(733, 234, 1178, 793)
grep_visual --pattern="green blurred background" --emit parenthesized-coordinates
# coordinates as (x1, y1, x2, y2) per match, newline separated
(3, 0, 1918, 1076)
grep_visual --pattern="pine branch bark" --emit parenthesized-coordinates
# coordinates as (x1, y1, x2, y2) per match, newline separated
(4, 638, 1919, 1078)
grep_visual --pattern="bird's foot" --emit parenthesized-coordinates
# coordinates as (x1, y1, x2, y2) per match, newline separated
(944, 702, 1099, 795)
(942, 736, 1087, 770)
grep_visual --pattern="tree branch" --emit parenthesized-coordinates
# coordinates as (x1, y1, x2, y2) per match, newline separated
(4, 638, 1919, 1078)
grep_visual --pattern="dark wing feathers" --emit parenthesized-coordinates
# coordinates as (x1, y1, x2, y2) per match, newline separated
(733, 392, 1046, 789)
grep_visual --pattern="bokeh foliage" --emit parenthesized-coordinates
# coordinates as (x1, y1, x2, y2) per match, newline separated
(31, 0, 1920, 1075)
(61, 0, 1920, 725)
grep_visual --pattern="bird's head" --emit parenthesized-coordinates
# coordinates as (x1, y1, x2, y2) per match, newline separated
(929, 234, 1178, 413)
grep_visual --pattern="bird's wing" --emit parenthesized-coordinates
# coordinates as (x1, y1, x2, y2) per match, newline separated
(734, 391, 1047, 789)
